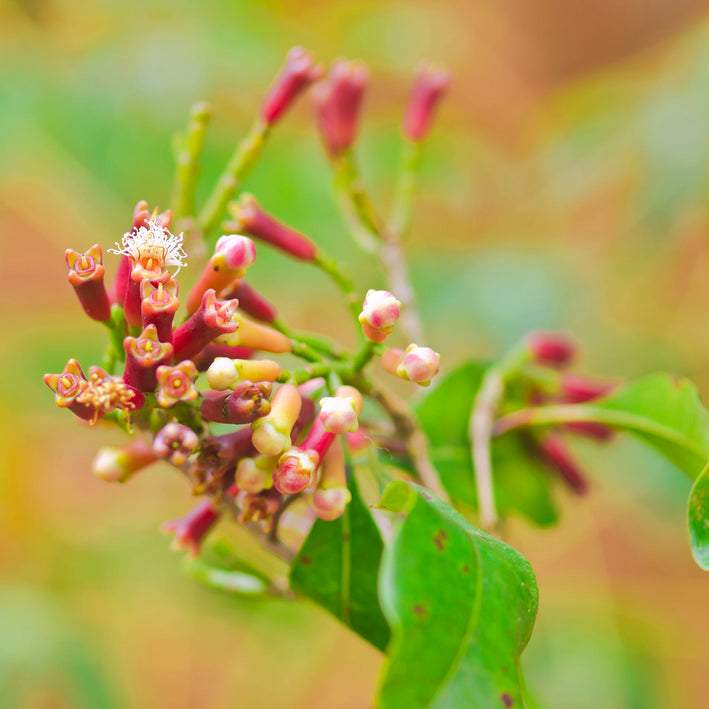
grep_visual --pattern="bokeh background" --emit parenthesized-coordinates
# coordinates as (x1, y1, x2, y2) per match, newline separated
(3, 0, 709, 706)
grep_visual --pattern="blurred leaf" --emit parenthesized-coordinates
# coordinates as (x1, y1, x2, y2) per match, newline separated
(415, 361, 558, 526)
(376, 481, 538, 709)
(688, 463, 709, 570)
(290, 474, 390, 651)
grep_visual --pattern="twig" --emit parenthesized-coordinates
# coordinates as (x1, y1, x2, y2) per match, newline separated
(268, 493, 302, 543)
(198, 120, 271, 237)
(386, 138, 422, 241)
(171, 102, 211, 220)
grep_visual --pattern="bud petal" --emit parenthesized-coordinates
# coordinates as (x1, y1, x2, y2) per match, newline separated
(395, 344, 440, 386)
(319, 396, 358, 434)
(527, 332, 576, 369)
(403, 62, 450, 142)
(274, 448, 319, 494)
(200, 381, 272, 424)
(162, 500, 220, 557)
(92, 439, 156, 483)
(217, 311, 291, 354)
(207, 358, 282, 391)
(251, 384, 302, 456)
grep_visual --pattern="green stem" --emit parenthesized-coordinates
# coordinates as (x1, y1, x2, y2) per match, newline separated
(469, 341, 533, 531)
(198, 120, 271, 237)
(351, 341, 376, 372)
(171, 102, 211, 219)
(386, 138, 422, 240)
(312, 251, 362, 329)
(101, 305, 127, 373)
(271, 319, 348, 360)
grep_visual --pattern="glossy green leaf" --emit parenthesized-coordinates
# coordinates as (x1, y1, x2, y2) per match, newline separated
(377, 481, 538, 709)
(688, 463, 709, 570)
(415, 361, 558, 526)
(290, 474, 390, 651)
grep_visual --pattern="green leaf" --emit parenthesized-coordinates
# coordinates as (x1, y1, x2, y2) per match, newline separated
(377, 481, 538, 709)
(415, 361, 558, 526)
(688, 463, 709, 569)
(290, 474, 390, 651)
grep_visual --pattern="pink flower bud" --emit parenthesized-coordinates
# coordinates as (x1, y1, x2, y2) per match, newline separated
(381, 348, 405, 376)
(359, 289, 401, 342)
(235, 455, 276, 494)
(274, 448, 319, 494)
(527, 332, 576, 369)
(319, 396, 358, 434)
(185, 234, 257, 315)
(156, 360, 199, 408)
(44, 358, 93, 421)
(251, 384, 302, 456)
(537, 433, 588, 495)
(92, 439, 156, 483)
(162, 500, 220, 557)
(141, 278, 179, 344)
(200, 381, 272, 425)
(172, 289, 239, 362)
(65, 244, 112, 322)
(153, 422, 199, 466)
(312, 487, 352, 521)
(123, 324, 174, 392)
(227, 194, 317, 261)
(218, 311, 292, 354)
(207, 357, 281, 391)
(260, 46, 323, 124)
(219, 279, 277, 323)
(403, 62, 450, 142)
(396, 344, 440, 386)
(313, 59, 368, 157)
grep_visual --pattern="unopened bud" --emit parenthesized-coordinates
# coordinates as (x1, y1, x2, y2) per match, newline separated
(217, 311, 291, 354)
(44, 358, 93, 421)
(92, 439, 156, 483)
(153, 423, 199, 466)
(261, 46, 323, 124)
(200, 381, 272, 424)
(274, 448, 319, 494)
(251, 384, 302, 456)
(560, 374, 616, 403)
(141, 279, 179, 344)
(313, 59, 368, 157)
(207, 357, 281, 391)
(185, 235, 257, 315)
(162, 500, 220, 557)
(403, 62, 450, 142)
(537, 433, 588, 495)
(227, 194, 317, 261)
(395, 344, 440, 386)
(527, 332, 576, 369)
(319, 395, 358, 434)
(359, 289, 401, 342)
(311, 442, 351, 521)
(235, 454, 277, 494)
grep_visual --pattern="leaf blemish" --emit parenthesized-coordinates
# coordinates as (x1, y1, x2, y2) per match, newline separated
(433, 529, 448, 551)
(501, 692, 513, 707)
(462, 564, 471, 574)
(300, 556, 312, 565)
(412, 603, 427, 618)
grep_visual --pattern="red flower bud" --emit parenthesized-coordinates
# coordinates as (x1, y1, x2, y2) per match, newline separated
(185, 234, 257, 315)
(403, 62, 450, 142)
(563, 421, 615, 442)
(560, 374, 616, 404)
(260, 46, 323, 124)
(141, 278, 179, 344)
(172, 290, 239, 362)
(227, 194, 317, 261)
(65, 244, 111, 322)
(537, 433, 588, 495)
(200, 381, 272, 424)
(527, 332, 577, 369)
(123, 324, 174, 392)
(313, 59, 368, 157)
(219, 279, 277, 323)
(162, 500, 220, 557)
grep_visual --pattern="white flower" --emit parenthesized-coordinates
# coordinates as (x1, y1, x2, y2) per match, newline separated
(109, 218, 188, 275)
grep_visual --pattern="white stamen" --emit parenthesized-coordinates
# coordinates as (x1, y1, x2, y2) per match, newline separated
(108, 218, 188, 275)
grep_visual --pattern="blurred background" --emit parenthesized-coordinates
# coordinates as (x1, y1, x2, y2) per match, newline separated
(3, 0, 709, 706)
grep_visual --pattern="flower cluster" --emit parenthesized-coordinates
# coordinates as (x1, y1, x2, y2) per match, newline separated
(44, 47, 448, 561)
